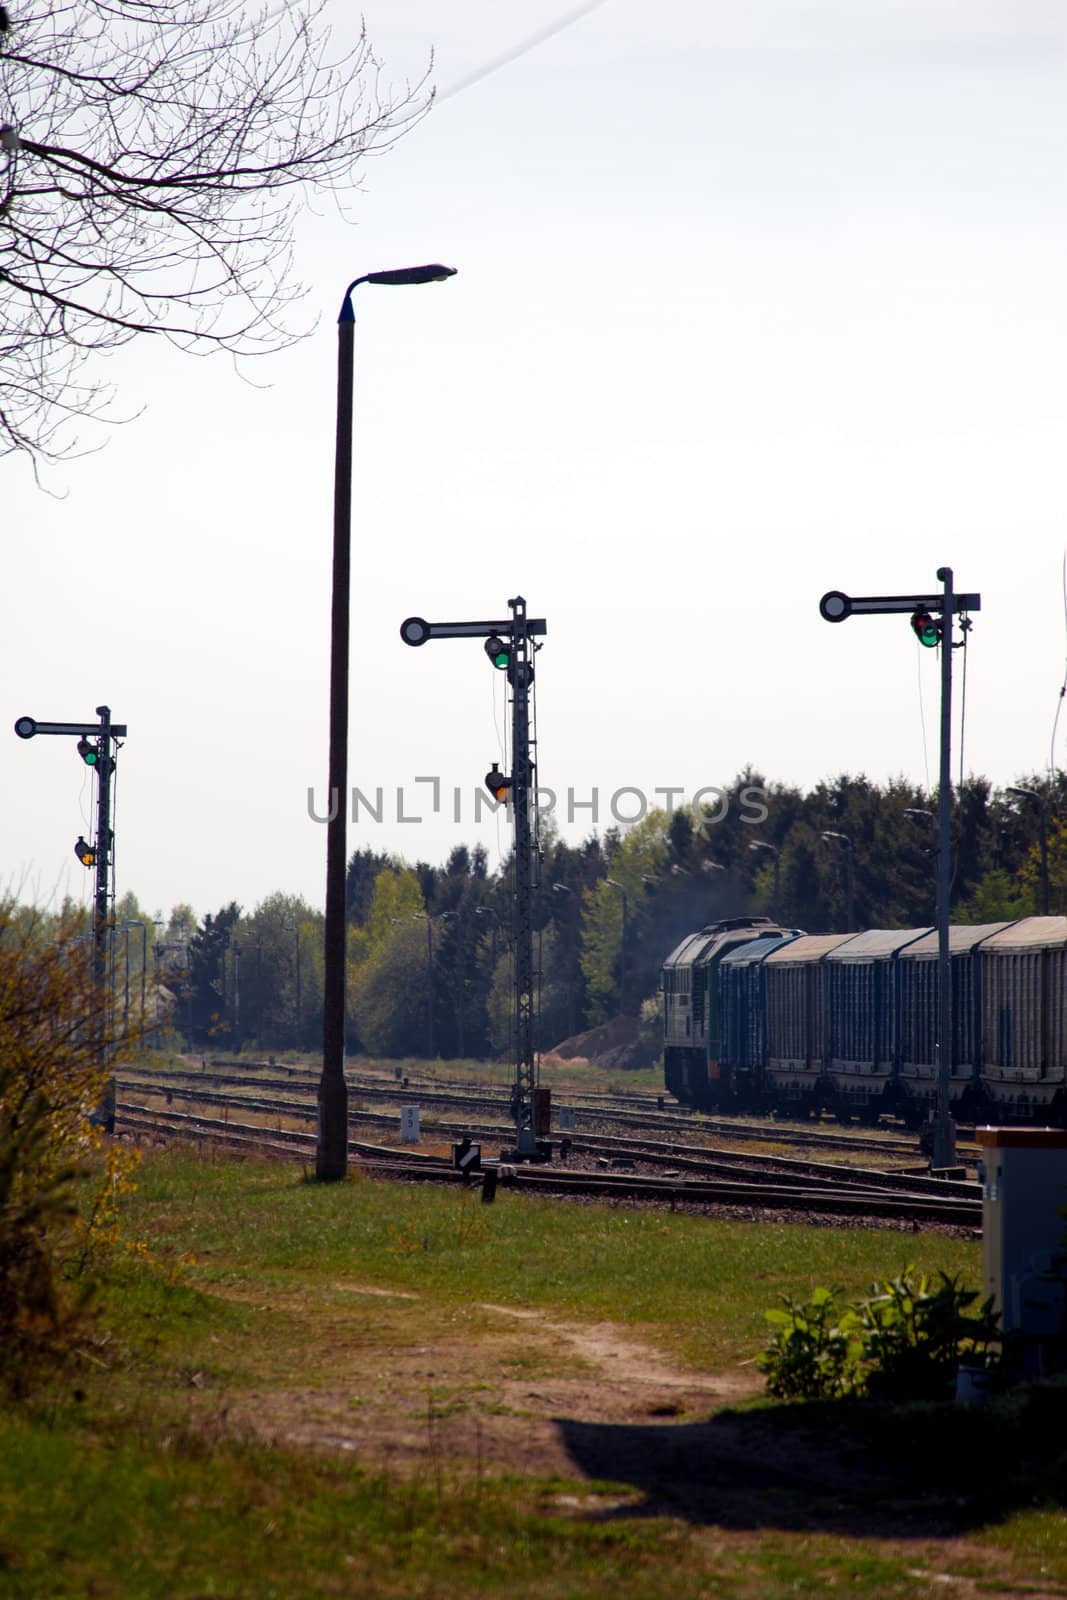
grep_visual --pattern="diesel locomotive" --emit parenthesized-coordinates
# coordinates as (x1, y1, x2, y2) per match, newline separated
(661, 915, 1067, 1126)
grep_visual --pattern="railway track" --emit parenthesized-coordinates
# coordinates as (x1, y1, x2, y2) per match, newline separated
(122, 1065, 977, 1165)
(118, 1075, 977, 1200)
(115, 1100, 982, 1230)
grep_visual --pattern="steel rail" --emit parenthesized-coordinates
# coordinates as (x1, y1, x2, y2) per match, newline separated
(118, 1076, 977, 1196)
(115, 1103, 981, 1226)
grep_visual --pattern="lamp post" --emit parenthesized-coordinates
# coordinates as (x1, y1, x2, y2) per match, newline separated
(748, 840, 781, 920)
(150, 919, 164, 1036)
(604, 877, 629, 1014)
(908, 806, 940, 921)
(551, 883, 580, 1038)
(1007, 786, 1050, 915)
(117, 922, 149, 1034)
(410, 912, 452, 1061)
(451, 909, 466, 1060)
(286, 924, 303, 1043)
(232, 939, 262, 1054)
(821, 831, 855, 933)
(319, 262, 456, 1182)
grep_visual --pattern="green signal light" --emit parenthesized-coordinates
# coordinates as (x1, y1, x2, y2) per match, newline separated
(910, 608, 941, 649)
(76, 736, 98, 766)
(484, 635, 511, 670)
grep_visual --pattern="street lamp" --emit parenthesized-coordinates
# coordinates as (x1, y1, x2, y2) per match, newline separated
(117, 921, 150, 1034)
(409, 911, 455, 1060)
(821, 831, 855, 933)
(551, 883, 580, 1038)
(319, 262, 456, 1182)
(1007, 786, 1050, 915)
(748, 840, 781, 920)
(285, 924, 303, 1044)
(232, 939, 262, 1054)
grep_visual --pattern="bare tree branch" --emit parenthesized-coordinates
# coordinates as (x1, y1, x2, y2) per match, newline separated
(0, 0, 432, 459)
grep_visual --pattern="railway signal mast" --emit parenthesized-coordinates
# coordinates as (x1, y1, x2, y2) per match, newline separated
(401, 596, 547, 1158)
(819, 568, 980, 1173)
(14, 705, 127, 1129)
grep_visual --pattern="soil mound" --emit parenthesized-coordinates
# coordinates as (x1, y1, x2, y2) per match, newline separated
(542, 1014, 642, 1072)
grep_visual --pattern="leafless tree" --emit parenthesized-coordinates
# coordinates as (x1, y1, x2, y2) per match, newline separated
(0, 0, 429, 460)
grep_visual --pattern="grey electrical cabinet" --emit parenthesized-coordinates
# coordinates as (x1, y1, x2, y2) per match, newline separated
(979, 1128, 1067, 1339)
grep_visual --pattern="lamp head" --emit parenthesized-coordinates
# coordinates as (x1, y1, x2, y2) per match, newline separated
(339, 264, 457, 320)
(365, 264, 456, 287)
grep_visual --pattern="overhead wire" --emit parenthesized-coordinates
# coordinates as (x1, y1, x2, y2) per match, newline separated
(916, 638, 931, 793)
(1050, 549, 1067, 783)
(958, 615, 969, 793)
(435, 0, 612, 104)
(79, 764, 96, 915)
(529, 641, 543, 1056)
(491, 665, 508, 869)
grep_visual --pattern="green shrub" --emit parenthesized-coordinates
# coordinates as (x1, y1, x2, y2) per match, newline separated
(759, 1265, 999, 1404)
(852, 1267, 999, 1402)
(759, 1285, 861, 1400)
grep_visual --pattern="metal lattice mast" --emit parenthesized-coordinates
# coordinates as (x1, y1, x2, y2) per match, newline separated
(508, 596, 538, 1157)
(92, 705, 118, 1130)
(819, 571, 979, 1172)
(93, 706, 114, 993)
(399, 598, 547, 1158)
(13, 704, 126, 1132)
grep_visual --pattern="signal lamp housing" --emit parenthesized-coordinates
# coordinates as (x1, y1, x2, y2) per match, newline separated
(484, 765, 512, 804)
(484, 635, 511, 670)
(910, 607, 942, 648)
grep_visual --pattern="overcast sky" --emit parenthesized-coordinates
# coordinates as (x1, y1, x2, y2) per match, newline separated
(4, 0, 1066, 924)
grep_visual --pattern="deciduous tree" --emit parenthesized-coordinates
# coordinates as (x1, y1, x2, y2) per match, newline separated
(0, 0, 427, 458)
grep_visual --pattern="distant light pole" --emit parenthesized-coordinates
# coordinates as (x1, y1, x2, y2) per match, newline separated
(448, 907, 466, 1060)
(748, 840, 781, 920)
(904, 809, 936, 917)
(319, 262, 456, 1181)
(232, 940, 242, 1051)
(1007, 786, 1050, 915)
(551, 883, 580, 1038)
(475, 904, 502, 965)
(232, 939, 262, 1053)
(821, 831, 855, 933)
(117, 921, 149, 1033)
(411, 912, 454, 1060)
(604, 878, 629, 1014)
(150, 919, 164, 1034)
(286, 923, 303, 1042)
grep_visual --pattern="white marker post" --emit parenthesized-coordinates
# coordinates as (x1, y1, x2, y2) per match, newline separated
(400, 1105, 421, 1144)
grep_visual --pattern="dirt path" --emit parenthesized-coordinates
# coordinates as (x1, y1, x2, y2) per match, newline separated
(218, 1281, 760, 1480)
(190, 1282, 1067, 1597)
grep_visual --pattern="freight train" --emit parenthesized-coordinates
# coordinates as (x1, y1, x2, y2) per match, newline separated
(661, 915, 1067, 1126)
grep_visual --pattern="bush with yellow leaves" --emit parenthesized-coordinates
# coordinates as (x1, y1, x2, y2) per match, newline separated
(0, 898, 150, 1394)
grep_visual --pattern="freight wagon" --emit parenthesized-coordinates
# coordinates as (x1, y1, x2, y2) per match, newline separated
(662, 915, 1067, 1126)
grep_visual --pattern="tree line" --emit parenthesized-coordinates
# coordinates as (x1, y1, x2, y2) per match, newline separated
(102, 765, 1062, 1062)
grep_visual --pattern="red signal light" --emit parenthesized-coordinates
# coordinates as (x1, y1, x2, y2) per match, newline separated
(910, 607, 942, 648)
(484, 765, 512, 803)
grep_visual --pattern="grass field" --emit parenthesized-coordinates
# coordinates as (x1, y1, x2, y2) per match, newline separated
(1, 1147, 1065, 1600)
